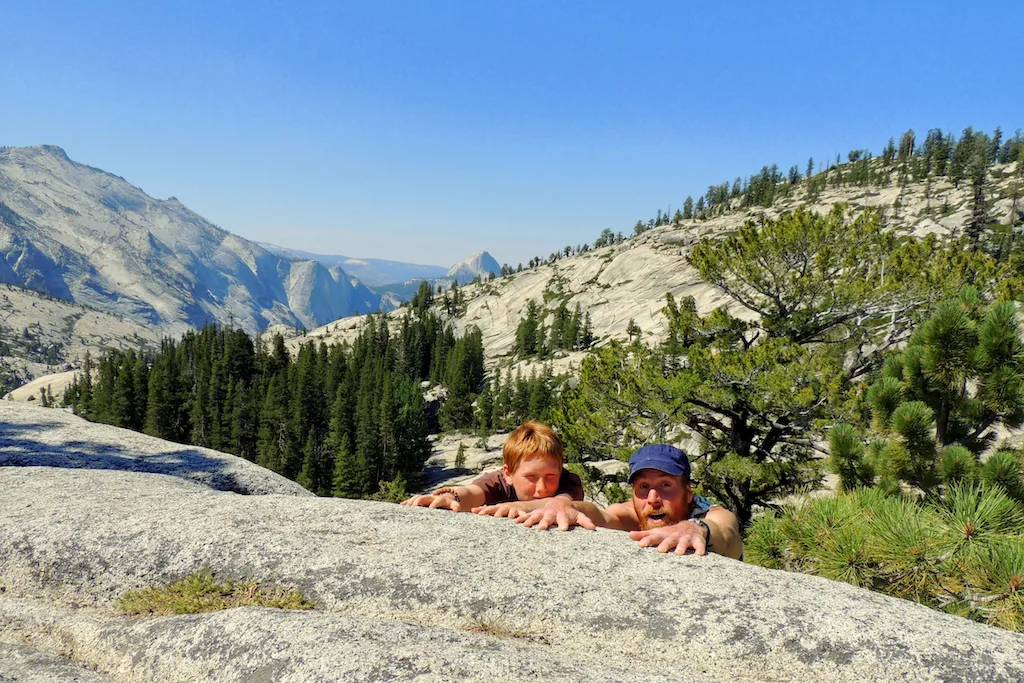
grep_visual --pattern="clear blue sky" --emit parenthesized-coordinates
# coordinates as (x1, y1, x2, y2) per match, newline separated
(2, 1, 1020, 269)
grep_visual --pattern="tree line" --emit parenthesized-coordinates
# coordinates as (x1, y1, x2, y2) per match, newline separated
(514, 299, 594, 358)
(63, 309, 489, 499)
(62, 294, 563, 499)
(485, 125, 1021, 284)
(626, 125, 1023, 235)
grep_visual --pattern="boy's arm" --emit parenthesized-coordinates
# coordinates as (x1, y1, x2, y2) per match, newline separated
(514, 500, 639, 532)
(472, 491, 574, 518)
(400, 484, 486, 512)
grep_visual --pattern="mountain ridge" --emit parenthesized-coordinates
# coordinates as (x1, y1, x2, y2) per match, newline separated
(0, 145, 379, 335)
(279, 154, 1022, 377)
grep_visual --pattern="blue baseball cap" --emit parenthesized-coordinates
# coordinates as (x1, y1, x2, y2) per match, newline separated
(627, 444, 691, 482)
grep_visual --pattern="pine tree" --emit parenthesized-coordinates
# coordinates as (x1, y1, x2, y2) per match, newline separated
(966, 151, 990, 250)
(331, 433, 363, 498)
(511, 370, 530, 424)
(145, 348, 180, 441)
(131, 352, 150, 432)
(835, 293, 1024, 495)
(579, 313, 594, 349)
(950, 128, 976, 187)
(515, 300, 541, 356)
(354, 361, 382, 494)
(527, 367, 553, 420)
(625, 319, 641, 343)
(256, 374, 290, 475)
(991, 126, 1003, 163)
(898, 130, 916, 160)
(882, 138, 896, 163)
(296, 428, 321, 493)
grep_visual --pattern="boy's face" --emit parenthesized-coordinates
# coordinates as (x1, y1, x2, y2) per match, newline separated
(503, 455, 562, 501)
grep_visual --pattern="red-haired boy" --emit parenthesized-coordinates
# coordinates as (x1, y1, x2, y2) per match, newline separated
(400, 421, 583, 513)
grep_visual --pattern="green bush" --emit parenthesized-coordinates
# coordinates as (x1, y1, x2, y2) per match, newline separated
(744, 485, 1024, 631)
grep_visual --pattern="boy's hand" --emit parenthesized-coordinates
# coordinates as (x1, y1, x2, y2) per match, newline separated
(400, 493, 462, 512)
(515, 498, 597, 531)
(472, 501, 533, 518)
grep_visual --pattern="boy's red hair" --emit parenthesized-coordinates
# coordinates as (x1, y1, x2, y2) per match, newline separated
(503, 421, 564, 472)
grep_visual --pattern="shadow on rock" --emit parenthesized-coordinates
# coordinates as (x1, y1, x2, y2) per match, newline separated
(0, 419, 250, 494)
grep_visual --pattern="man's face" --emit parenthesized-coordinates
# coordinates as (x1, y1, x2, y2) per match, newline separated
(631, 469, 691, 530)
(503, 456, 561, 501)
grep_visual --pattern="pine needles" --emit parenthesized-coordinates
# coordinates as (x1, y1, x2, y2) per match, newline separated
(745, 485, 1024, 632)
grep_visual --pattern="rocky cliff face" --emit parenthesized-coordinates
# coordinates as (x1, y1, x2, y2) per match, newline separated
(0, 146, 378, 336)
(2, 402, 1023, 682)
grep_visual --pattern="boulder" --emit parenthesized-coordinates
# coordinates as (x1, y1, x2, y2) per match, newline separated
(0, 402, 310, 496)
(1, 403, 1023, 682)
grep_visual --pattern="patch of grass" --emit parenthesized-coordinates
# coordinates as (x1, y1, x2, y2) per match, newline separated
(117, 567, 315, 616)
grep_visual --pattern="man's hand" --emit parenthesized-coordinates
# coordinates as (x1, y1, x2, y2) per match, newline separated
(514, 498, 598, 531)
(400, 493, 462, 512)
(629, 520, 708, 555)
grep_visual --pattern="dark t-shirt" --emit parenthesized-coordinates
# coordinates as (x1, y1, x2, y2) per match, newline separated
(472, 468, 585, 505)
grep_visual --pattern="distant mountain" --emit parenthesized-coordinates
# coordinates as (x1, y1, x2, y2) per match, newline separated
(373, 278, 450, 307)
(259, 243, 499, 309)
(369, 251, 500, 307)
(0, 145, 381, 335)
(0, 283, 163, 395)
(258, 243, 448, 287)
(446, 251, 500, 284)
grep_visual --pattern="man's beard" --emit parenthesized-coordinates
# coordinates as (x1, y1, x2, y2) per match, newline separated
(635, 503, 677, 530)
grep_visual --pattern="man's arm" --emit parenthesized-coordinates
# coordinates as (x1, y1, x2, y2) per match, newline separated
(628, 506, 743, 559)
(400, 484, 487, 512)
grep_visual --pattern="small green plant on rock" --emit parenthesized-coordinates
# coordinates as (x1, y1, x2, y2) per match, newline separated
(117, 567, 314, 616)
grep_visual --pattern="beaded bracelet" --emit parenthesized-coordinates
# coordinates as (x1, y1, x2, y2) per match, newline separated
(434, 487, 460, 503)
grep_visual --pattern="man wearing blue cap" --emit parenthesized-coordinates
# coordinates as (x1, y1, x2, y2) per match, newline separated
(506, 444, 743, 558)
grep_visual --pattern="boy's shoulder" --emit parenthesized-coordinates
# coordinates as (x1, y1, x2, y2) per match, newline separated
(471, 469, 516, 505)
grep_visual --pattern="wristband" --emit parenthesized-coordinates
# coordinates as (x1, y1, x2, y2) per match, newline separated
(690, 517, 711, 547)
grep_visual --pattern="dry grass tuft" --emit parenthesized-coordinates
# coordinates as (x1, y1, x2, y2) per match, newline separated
(117, 567, 314, 616)
(464, 615, 546, 643)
